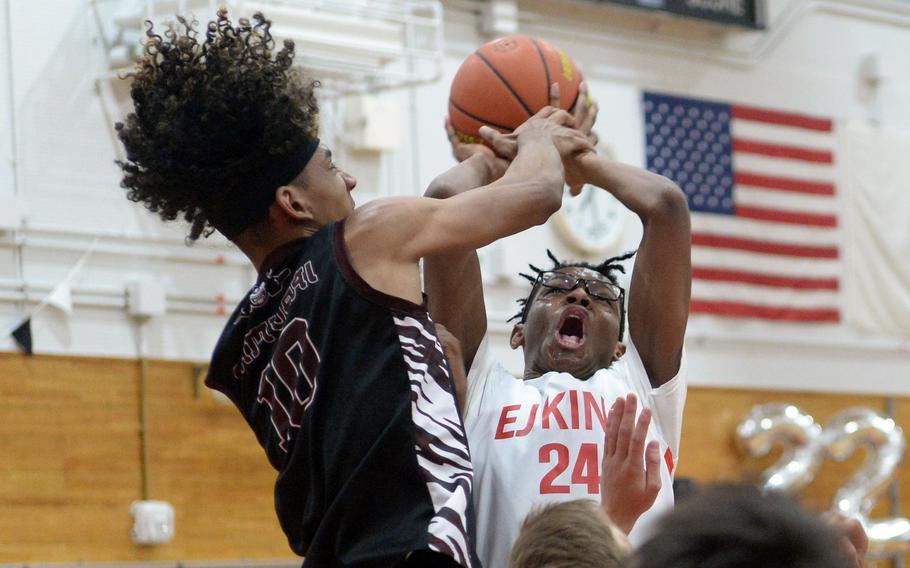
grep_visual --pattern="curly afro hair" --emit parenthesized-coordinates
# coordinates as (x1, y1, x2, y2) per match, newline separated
(116, 10, 320, 241)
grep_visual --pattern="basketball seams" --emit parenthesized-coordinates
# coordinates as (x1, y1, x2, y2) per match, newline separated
(529, 38, 552, 110)
(449, 99, 514, 133)
(448, 35, 582, 140)
(472, 51, 534, 118)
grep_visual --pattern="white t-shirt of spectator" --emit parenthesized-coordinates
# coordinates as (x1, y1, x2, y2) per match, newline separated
(463, 335, 687, 568)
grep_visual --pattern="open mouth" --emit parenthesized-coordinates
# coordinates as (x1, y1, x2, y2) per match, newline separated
(555, 309, 586, 350)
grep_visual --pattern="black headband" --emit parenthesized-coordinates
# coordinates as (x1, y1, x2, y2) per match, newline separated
(213, 137, 321, 238)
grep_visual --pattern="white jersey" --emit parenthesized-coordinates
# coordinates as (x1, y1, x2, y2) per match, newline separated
(464, 336, 687, 568)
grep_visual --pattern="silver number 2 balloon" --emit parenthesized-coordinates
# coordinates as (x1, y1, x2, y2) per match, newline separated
(738, 405, 910, 558)
(736, 403, 825, 495)
(825, 408, 909, 558)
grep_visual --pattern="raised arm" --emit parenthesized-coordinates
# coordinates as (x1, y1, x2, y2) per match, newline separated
(421, 121, 507, 369)
(435, 323, 469, 414)
(345, 108, 593, 309)
(475, 121, 690, 387)
(422, 206, 487, 368)
(422, 85, 600, 369)
(577, 153, 691, 386)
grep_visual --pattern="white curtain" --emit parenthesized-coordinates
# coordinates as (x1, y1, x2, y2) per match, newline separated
(842, 121, 910, 338)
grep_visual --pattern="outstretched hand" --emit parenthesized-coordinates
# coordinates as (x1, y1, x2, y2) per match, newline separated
(444, 116, 510, 182)
(549, 81, 599, 149)
(552, 81, 599, 195)
(601, 393, 662, 534)
(479, 85, 597, 192)
(478, 104, 593, 189)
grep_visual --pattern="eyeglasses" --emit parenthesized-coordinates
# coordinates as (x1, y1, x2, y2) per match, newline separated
(536, 271, 623, 303)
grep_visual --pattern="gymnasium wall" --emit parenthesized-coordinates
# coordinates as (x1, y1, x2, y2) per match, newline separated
(0, 0, 909, 562)
(0, 351, 902, 562)
(1, 0, 908, 393)
(428, 0, 910, 395)
(0, 353, 293, 562)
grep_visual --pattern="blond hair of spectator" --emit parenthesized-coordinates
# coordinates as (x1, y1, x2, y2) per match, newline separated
(509, 499, 631, 568)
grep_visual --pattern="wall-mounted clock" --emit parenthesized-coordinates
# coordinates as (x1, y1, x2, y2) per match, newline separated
(551, 140, 625, 256)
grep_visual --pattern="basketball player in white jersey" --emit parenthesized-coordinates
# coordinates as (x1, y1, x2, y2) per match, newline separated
(424, 84, 691, 568)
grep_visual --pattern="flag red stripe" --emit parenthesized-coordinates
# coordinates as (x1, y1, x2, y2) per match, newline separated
(731, 105, 833, 132)
(736, 205, 838, 228)
(693, 267, 839, 290)
(692, 233, 839, 258)
(691, 300, 841, 322)
(733, 139, 834, 164)
(735, 172, 835, 195)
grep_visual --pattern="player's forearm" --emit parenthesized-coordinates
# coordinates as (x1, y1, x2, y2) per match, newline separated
(579, 153, 689, 225)
(422, 156, 497, 372)
(387, 135, 564, 262)
(594, 150, 691, 384)
(491, 134, 565, 220)
(422, 154, 491, 360)
(428, 140, 563, 251)
(424, 154, 497, 199)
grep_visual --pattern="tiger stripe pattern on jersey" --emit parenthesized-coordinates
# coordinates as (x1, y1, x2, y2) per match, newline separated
(394, 315, 475, 568)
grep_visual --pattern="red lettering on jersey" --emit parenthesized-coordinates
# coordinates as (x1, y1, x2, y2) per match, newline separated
(514, 404, 539, 438)
(539, 443, 600, 495)
(495, 404, 522, 439)
(569, 390, 579, 429)
(572, 442, 600, 494)
(541, 392, 568, 429)
(539, 443, 571, 494)
(583, 391, 607, 431)
(664, 447, 675, 475)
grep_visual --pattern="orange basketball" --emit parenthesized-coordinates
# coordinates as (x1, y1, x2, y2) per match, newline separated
(449, 35, 583, 144)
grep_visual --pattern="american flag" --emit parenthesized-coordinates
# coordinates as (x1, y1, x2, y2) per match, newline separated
(643, 91, 840, 323)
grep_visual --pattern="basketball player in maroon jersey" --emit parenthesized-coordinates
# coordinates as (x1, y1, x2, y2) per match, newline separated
(115, 11, 593, 567)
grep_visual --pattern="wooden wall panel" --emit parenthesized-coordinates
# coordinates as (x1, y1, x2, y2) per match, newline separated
(144, 361, 292, 560)
(1, 354, 908, 563)
(0, 353, 294, 563)
(886, 398, 910, 531)
(678, 387, 898, 517)
(0, 355, 143, 560)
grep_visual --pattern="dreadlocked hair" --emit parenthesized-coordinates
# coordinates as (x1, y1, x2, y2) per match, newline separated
(511, 249, 637, 339)
(115, 10, 320, 241)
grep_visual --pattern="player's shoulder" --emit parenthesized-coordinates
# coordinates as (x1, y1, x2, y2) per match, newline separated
(570, 357, 643, 398)
(591, 354, 636, 382)
(474, 359, 530, 404)
(606, 338, 654, 378)
(485, 360, 524, 388)
(346, 197, 427, 236)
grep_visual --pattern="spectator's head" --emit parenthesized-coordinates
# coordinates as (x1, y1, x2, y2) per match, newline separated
(671, 476, 700, 503)
(510, 499, 630, 568)
(633, 484, 857, 568)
